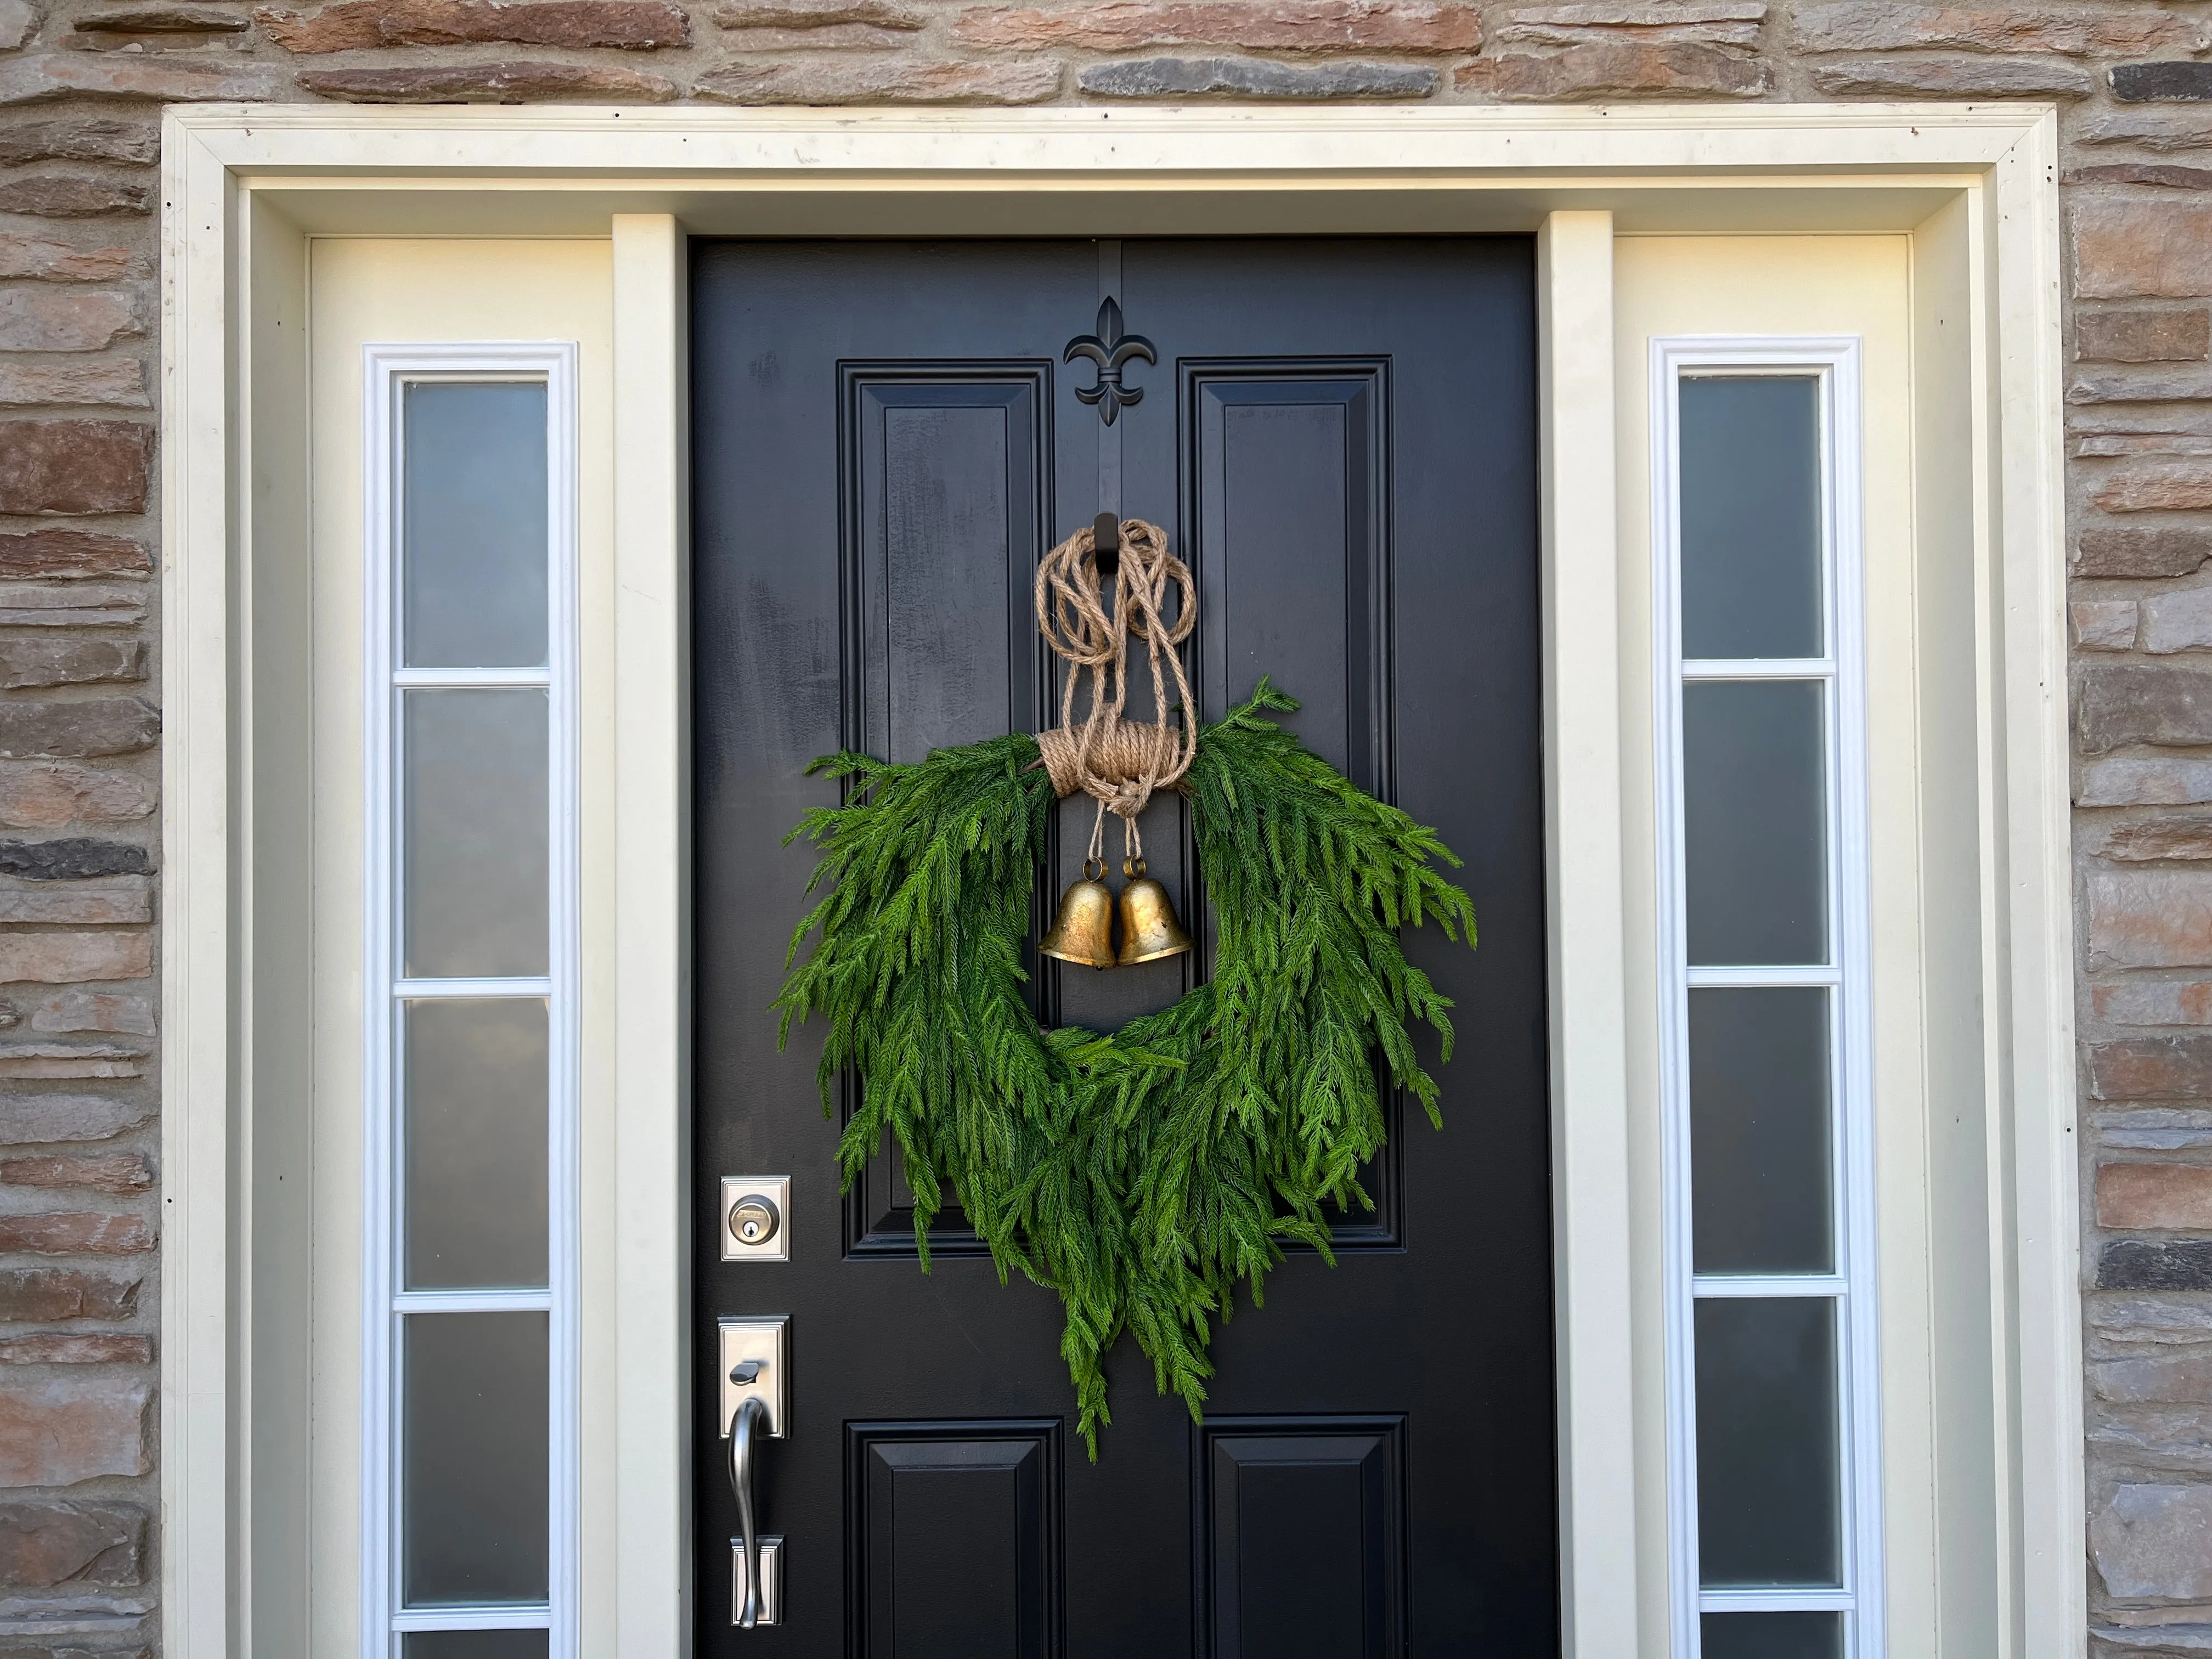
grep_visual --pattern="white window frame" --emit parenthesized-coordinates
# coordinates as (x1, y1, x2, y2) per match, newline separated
(361, 342, 583, 1658)
(1650, 336, 1884, 1657)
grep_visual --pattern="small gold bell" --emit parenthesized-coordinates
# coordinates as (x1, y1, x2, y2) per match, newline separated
(1040, 860, 1118, 970)
(1116, 857, 1194, 966)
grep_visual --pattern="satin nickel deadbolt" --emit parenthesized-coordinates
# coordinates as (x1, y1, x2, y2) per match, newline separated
(731, 1195, 778, 1245)
(720, 1176, 791, 1261)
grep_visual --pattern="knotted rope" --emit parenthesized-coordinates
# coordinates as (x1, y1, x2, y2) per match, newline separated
(1033, 517, 1195, 865)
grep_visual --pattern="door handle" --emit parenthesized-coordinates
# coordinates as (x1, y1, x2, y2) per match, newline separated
(718, 1317, 787, 1628)
(728, 1392, 770, 1628)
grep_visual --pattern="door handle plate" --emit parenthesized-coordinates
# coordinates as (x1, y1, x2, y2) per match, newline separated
(719, 1315, 788, 1438)
(730, 1535, 784, 1627)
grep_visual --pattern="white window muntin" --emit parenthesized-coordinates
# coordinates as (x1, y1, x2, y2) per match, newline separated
(1651, 336, 1884, 1659)
(362, 343, 580, 1658)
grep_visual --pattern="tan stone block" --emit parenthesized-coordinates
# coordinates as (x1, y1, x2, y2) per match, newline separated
(2102, 1162, 2212, 1230)
(2143, 590, 2212, 654)
(0, 886, 151, 927)
(0, 422, 149, 517)
(0, 1094, 149, 1144)
(0, 1267, 136, 1321)
(2081, 112, 2212, 154)
(0, 764, 155, 828)
(2072, 163, 2212, 193)
(2095, 463, 2212, 514)
(1081, 54, 1435, 94)
(0, 583, 145, 628)
(1497, 2, 1764, 48)
(1488, 39, 1767, 97)
(0, 1045, 143, 1081)
(0, 532, 146, 582)
(259, 0, 687, 50)
(2078, 310, 2212, 365)
(0, 701, 159, 761)
(2076, 201, 2212, 301)
(0, 1155, 152, 1195)
(0, 639, 149, 692)
(0, 238, 132, 285)
(0, 1500, 145, 1587)
(0, 53, 290, 104)
(29, 992, 151, 1036)
(2094, 1353, 2212, 1401)
(1795, 2, 2203, 57)
(0, 360, 149, 410)
(0, 120, 158, 168)
(2087, 1035, 2212, 1099)
(2069, 370, 2212, 405)
(2102, 818, 2212, 861)
(0, 1378, 148, 1486)
(0, 1333, 150, 1364)
(2080, 760, 2212, 807)
(0, 292, 133, 355)
(1809, 53, 2094, 97)
(2079, 526, 2212, 579)
(955, 0, 1481, 52)
(698, 56, 1064, 101)
(0, 1211, 151, 1255)
(714, 0, 923, 25)
(0, 177, 150, 219)
(297, 59, 679, 100)
(2093, 980, 2212, 1025)
(2076, 599, 2139, 650)
(0, 934, 147, 987)
(2093, 1485, 2212, 1600)
(2089, 871, 2212, 968)
(2076, 664, 2212, 752)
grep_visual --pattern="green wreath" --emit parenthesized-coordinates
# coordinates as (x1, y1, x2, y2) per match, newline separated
(775, 527, 1476, 1455)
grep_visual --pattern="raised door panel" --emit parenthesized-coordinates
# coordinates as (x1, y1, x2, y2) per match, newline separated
(1198, 1418, 1405, 1659)
(850, 1421, 1063, 1658)
(839, 366, 1052, 1257)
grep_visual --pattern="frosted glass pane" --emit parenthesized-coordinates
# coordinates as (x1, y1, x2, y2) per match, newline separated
(1690, 987, 1833, 1275)
(1701, 1612, 1843, 1659)
(404, 1635, 549, 1659)
(403, 689, 549, 979)
(1695, 1297, 1841, 1587)
(404, 998, 549, 1291)
(1684, 680, 1827, 966)
(403, 1311, 548, 1606)
(1680, 376, 1822, 661)
(402, 381, 549, 669)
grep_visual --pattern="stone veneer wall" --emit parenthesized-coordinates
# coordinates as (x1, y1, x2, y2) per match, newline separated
(0, 2, 2201, 1653)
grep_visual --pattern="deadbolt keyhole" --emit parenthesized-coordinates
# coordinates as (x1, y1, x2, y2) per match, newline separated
(730, 1193, 781, 1247)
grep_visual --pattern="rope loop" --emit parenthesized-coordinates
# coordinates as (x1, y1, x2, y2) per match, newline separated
(1032, 518, 1196, 859)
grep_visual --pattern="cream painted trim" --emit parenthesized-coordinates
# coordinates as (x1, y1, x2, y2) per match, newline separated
(1538, 208, 1640, 1659)
(607, 213, 691, 1657)
(161, 103, 2075, 1659)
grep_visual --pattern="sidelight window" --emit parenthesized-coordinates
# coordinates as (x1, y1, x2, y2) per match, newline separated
(363, 348, 579, 1659)
(1653, 343, 1884, 1659)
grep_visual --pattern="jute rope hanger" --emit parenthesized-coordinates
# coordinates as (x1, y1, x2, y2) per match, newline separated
(1032, 517, 1196, 866)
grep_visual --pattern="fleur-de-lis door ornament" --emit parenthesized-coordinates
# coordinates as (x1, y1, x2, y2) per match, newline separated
(1063, 296, 1157, 426)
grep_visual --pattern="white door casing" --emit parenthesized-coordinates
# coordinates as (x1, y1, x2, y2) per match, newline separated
(161, 105, 2072, 1659)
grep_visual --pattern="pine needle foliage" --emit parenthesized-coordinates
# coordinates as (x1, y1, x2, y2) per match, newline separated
(776, 681, 1476, 1455)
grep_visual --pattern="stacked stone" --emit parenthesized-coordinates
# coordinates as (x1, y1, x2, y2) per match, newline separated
(0, 26, 159, 1637)
(0, 0, 2200, 1650)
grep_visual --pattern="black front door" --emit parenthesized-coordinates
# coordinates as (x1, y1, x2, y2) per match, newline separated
(692, 238, 1551, 1657)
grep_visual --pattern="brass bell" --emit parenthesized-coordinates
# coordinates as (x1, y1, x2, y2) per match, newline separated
(1116, 857, 1194, 966)
(1040, 860, 1118, 970)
